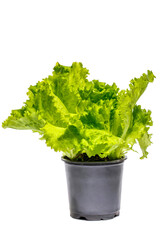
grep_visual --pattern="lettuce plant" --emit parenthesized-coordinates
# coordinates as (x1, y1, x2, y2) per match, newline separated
(2, 63, 155, 160)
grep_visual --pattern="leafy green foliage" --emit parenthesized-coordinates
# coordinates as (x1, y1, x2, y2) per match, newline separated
(2, 62, 155, 160)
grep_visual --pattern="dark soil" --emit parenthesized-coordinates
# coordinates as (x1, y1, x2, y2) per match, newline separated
(65, 153, 110, 162)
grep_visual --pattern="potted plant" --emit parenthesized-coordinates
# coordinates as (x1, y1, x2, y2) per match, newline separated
(2, 62, 155, 220)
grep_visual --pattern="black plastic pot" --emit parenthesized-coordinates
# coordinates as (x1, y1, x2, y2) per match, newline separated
(62, 157, 126, 221)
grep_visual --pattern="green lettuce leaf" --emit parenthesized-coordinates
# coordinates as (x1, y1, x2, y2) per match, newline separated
(125, 105, 153, 159)
(2, 107, 45, 132)
(111, 70, 155, 139)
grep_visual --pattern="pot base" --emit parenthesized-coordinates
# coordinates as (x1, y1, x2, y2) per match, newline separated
(70, 211, 120, 221)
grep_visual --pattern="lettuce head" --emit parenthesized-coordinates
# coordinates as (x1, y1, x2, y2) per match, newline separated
(2, 62, 155, 160)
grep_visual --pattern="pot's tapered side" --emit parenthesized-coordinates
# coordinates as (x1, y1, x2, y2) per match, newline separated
(62, 158, 125, 221)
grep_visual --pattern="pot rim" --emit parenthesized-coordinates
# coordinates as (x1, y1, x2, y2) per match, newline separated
(62, 156, 127, 166)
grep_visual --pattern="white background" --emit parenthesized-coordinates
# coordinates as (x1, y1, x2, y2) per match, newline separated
(0, 0, 160, 239)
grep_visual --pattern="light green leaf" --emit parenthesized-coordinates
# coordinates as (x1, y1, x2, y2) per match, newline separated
(111, 70, 155, 139)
